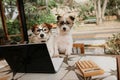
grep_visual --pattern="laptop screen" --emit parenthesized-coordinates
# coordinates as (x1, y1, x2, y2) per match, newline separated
(0, 43, 56, 73)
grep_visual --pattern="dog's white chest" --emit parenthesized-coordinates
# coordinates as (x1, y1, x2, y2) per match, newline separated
(56, 34, 73, 53)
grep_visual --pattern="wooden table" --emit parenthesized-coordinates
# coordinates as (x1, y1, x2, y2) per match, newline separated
(0, 54, 119, 80)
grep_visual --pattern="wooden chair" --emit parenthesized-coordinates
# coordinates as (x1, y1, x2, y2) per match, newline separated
(73, 43, 85, 54)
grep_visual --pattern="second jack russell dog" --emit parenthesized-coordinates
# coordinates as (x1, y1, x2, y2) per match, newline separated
(54, 15, 75, 56)
(29, 23, 54, 57)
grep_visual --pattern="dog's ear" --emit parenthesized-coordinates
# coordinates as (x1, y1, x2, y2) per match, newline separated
(31, 24, 38, 32)
(57, 15, 62, 21)
(69, 16, 75, 21)
(50, 23, 57, 28)
(44, 23, 53, 30)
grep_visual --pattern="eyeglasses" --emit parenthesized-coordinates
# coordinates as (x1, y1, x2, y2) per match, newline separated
(37, 27, 49, 33)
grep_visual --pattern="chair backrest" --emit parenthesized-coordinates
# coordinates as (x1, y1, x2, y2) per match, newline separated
(73, 43, 84, 54)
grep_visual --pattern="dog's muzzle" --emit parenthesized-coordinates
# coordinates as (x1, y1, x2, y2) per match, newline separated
(63, 27, 66, 31)
(40, 34, 44, 38)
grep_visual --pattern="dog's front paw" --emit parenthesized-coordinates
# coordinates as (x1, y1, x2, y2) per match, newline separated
(65, 50, 72, 56)
(54, 49, 59, 57)
(65, 53, 71, 56)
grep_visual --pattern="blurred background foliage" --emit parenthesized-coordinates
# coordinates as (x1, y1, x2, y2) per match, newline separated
(24, 0, 57, 29)
(2, 0, 120, 30)
(6, 20, 20, 35)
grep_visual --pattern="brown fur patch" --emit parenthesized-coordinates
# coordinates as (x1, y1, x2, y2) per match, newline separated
(42, 23, 53, 30)
(31, 24, 39, 32)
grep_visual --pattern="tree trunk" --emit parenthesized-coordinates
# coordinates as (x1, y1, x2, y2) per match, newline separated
(45, 0, 48, 9)
(93, 0, 108, 25)
(102, 0, 108, 20)
(117, 9, 120, 19)
(94, 0, 99, 25)
(98, 0, 102, 24)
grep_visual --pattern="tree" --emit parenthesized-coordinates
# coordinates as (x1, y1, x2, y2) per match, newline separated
(106, 0, 120, 19)
(93, 0, 108, 24)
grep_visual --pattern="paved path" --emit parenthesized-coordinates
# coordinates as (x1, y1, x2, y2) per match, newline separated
(72, 21, 120, 41)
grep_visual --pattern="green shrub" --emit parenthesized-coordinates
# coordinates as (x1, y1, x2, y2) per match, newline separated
(26, 11, 56, 29)
(24, 0, 57, 29)
(106, 33, 120, 54)
(6, 19, 22, 42)
(6, 20, 20, 35)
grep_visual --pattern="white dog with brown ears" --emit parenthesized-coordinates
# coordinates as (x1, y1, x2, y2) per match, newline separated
(54, 15, 75, 56)
(29, 23, 54, 57)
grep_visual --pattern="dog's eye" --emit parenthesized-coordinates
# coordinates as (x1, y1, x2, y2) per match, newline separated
(43, 29, 47, 31)
(66, 21, 70, 24)
(43, 28, 48, 32)
(60, 21, 64, 25)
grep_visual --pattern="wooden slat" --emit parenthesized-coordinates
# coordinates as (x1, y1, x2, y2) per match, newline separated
(73, 43, 84, 54)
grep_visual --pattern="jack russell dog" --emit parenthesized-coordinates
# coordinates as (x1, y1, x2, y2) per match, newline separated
(54, 15, 75, 56)
(29, 23, 55, 57)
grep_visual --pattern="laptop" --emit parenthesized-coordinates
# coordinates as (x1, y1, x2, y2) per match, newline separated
(0, 43, 63, 73)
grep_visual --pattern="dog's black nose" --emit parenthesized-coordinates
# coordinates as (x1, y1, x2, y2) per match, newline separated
(40, 34, 44, 38)
(63, 27, 66, 31)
